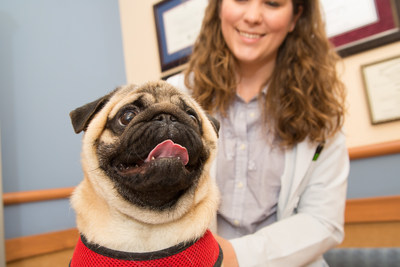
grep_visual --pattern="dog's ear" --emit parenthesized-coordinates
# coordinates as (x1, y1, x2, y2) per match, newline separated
(70, 91, 115, 134)
(206, 114, 220, 137)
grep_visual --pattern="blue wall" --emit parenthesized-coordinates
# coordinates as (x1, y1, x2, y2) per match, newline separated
(347, 153, 400, 199)
(0, 0, 126, 239)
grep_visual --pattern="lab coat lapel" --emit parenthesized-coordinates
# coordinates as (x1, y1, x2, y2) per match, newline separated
(290, 139, 317, 197)
(279, 139, 317, 218)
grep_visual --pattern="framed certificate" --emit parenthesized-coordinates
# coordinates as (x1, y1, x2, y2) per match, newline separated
(321, 0, 400, 57)
(153, 0, 208, 72)
(361, 55, 400, 124)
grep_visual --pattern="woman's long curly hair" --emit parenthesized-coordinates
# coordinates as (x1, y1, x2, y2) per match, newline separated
(184, 0, 346, 147)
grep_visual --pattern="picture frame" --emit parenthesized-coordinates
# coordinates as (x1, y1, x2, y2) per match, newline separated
(361, 55, 400, 124)
(322, 0, 400, 57)
(153, 0, 208, 72)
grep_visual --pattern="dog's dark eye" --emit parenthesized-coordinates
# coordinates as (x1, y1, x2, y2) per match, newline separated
(186, 109, 199, 124)
(119, 109, 138, 126)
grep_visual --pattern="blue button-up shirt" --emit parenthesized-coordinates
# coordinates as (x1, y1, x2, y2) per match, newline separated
(216, 92, 284, 239)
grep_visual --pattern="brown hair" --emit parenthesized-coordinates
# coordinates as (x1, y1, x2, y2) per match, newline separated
(184, 0, 346, 147)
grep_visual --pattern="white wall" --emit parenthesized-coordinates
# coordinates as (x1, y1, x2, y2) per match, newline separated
(119, 0, 162, 84)
(339, 42, 400, 147)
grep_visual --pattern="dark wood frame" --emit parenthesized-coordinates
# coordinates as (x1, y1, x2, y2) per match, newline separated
(330, 0, 400, 57)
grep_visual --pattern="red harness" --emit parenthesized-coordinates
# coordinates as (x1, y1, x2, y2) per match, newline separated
(70, 230, 223, 266)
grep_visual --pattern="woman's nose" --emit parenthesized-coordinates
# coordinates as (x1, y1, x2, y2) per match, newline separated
(243, 2, 262, 24)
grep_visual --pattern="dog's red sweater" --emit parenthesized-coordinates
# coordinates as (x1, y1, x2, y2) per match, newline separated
(70, 230, 223, 266)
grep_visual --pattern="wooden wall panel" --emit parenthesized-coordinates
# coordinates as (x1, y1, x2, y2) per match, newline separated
(5, 229, 78, 263)
(340, 222, 400, 248)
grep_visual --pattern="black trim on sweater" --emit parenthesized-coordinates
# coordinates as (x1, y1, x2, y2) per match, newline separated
(80, 234, 198, 261)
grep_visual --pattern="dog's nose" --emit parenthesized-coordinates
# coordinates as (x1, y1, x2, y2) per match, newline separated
(152, 113, 178, 123)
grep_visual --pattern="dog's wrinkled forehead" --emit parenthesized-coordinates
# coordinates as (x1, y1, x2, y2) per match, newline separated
(137, 81, 183, 102)
(109, 81, 190, 118)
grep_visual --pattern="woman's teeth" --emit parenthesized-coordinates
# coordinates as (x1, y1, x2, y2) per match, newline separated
(239, 31, 262, 39)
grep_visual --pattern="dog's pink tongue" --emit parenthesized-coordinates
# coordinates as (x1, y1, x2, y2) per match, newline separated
(145, 140, 189, 165)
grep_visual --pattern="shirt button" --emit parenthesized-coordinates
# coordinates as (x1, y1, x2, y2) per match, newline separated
(233, 220, 240, 226)
(240, 144, 246, 150)
(249, 112, 255, 118)
(237, 182, 244, 188)
(248, 161, 256, 170)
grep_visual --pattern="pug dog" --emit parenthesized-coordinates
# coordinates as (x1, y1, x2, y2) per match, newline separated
(69, 81, 222, 266)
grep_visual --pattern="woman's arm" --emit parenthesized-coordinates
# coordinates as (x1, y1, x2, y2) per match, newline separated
(214, 234, 239, 267)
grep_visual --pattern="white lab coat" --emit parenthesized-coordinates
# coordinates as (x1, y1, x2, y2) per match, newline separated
(167, 74, 349, 267)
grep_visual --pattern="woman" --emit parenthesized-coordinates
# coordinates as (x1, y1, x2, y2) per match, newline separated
(168, 0, 348, 266)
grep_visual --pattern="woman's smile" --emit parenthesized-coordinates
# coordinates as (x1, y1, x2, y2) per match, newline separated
(237, 29, 266, 40)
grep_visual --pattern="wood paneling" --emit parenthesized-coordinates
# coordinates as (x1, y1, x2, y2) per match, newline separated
(340, 222, 400, 248)
(7, 248, 74, 267)
(341, 195, 400, 248)
(345, 195, 400, 223)
(5, 228, 78, 263)
(348, 139, 400, 160)
(3, 187, 75, 206)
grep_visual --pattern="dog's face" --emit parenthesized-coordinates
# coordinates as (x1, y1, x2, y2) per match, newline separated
(70, 81, 219, 224)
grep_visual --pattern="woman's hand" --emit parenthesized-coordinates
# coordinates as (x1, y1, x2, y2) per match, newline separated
(213, 234, 239, 267)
